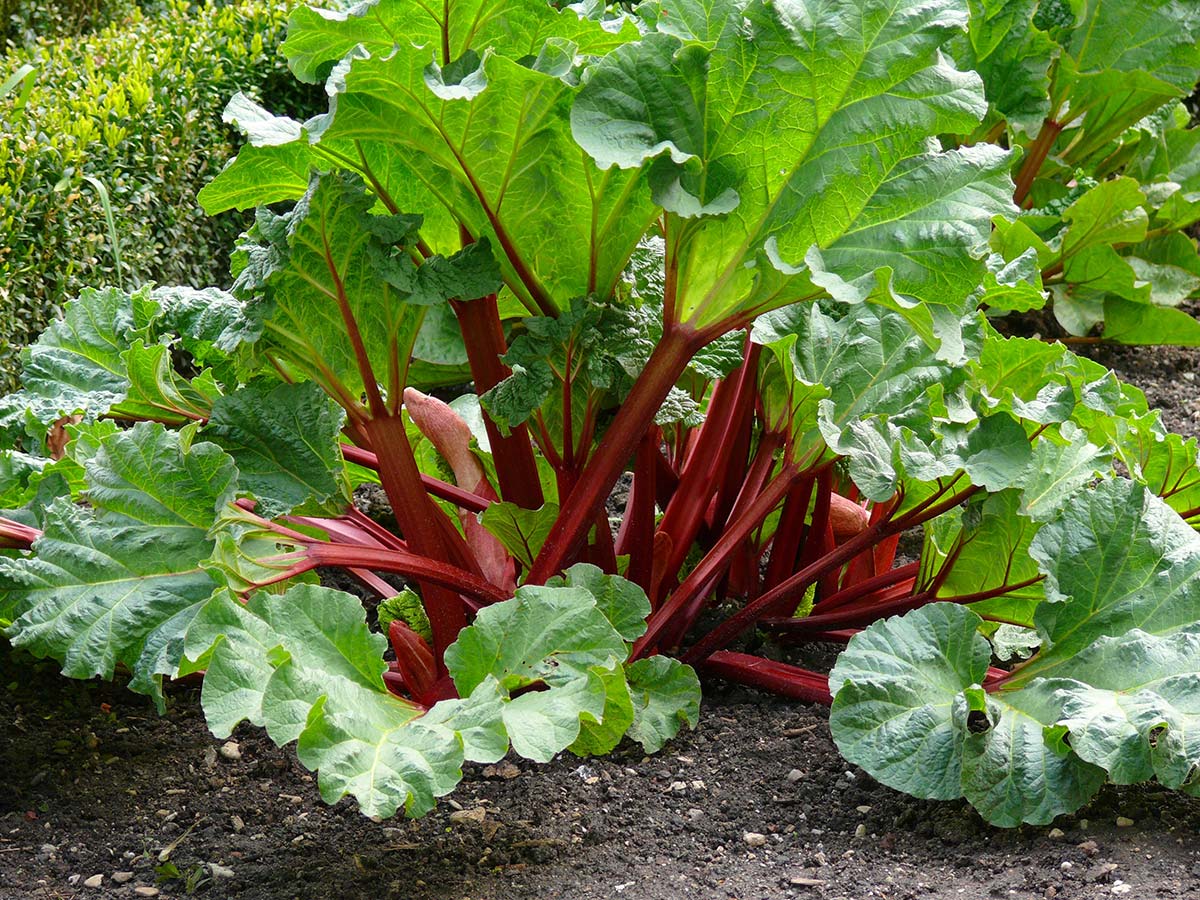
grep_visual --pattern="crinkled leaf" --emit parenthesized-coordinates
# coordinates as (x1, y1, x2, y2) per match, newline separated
(1018, 479, 1200, 683)
(240, 172, 427, 403)
(185, 585, 460, 818)
(289, 5, 650, 312)
(573, 0, 1013, 331)
(568, 663, 635, 756)
(1, 424, 236, 708)
(1016, 421, 1111, 522)
(921, 490, 1043, 627)
(830, 603, 1107, 826)
(954, 0, 1055, 133)
(1042, 626, 1200, 788)
(961, 682, 1106, 827)
(203, 380, 348, 517)
(446, 583, 627, 694)
(829, 603, 990, 801)
(501, 669, 607, 762)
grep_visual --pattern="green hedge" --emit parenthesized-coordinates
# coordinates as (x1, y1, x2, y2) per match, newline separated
(2, 0, 141, 47)
(0, 0, 320, 391)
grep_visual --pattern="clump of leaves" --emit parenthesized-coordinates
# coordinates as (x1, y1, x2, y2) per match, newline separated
(3, 0, 1200, 827)
(960, 0, 1200, 343)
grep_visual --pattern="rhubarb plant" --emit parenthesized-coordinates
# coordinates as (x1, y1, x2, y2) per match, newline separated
(3, 0, 1200, 826)
(958, 0, 1200, 343)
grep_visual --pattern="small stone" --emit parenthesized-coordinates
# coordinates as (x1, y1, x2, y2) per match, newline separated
(743, 832, 767, 848)
(786, 769, 804, 783)
(1048, 828, 1066, 840)
(68, 875, 81, 886)
(134, 887, 160, 897)
(83, 875, 103, 889)
(1112, 881, 1131, 895)
(209, 863, 235, 879)
(1079, 819, 1089, 831)
(1060, 862, 1073, 871)
(482, 761, 520, 779)
(230, 814, 244, 833)
(1116, 816, 1134, 828)
(854, 824, 867, 838)
(685, 808, 704, 823)
(669, 781, 687, 792)
(112, 872, 134, 884)
(449, 807, 487, 827)
(1078, 840, 1100, 856)
(219, 741, 242, 761)
(789, 876, 826, 887)
(203, 747, 217, 770)
(855, 805, 872, 814)
(39, 844, 57, 855)
(1045, 887, 1057, 899)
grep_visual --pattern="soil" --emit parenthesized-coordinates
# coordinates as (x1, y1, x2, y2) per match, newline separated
(3, 340, 1200, 900)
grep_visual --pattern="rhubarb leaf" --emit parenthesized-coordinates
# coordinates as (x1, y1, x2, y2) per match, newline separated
(186, 585, 459, 818)
(829, 603, 989, 801)
(832, 477, 1200, 824)
(625, 656, 702, 753)
(1015, 479, 1200, 683)
(544, 563, 651, 643)
(572, 0, 1013, 330)
(567, 663, 635, 756)
(1, 423, 236, 707)
(446, 584, 627, 695)
(1041, 626, 1200, 788)
(959, 682, 1107, 827)
(478, 502, 558, 570)
(293, 6, 651, 312)
(236, 172, 428, 404)
(203, 380, 348, 517)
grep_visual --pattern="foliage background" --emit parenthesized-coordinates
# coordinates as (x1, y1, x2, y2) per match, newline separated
(0, 0, 324, 391)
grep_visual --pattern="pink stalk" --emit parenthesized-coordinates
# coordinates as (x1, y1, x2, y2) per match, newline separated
(0, 516, 41, 550)
(527, 325, 702, 584)
(702, 651, 833, 704)
(341, 443, 491, 514)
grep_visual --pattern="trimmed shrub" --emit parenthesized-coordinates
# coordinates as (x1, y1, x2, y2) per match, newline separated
(0, 0, 319, 391)
(1, 0, 141, 48)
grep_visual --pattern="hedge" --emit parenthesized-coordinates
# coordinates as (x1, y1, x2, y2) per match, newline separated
(2, 0, 141, 47)
(0, 0, 321, 391)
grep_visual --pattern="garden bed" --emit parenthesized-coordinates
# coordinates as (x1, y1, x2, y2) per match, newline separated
(2, 343, 1198, 900)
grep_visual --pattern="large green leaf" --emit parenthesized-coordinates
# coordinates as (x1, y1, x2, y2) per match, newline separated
(185, 585, 461, 818)
(830, 603, 989, 801)
(1052, 0, 1200, 164)
(753, 303, 983, 499)
(1042, 626, 1200, 790)
(953, 0, 1055, 134)
(204, 0, 650, 311)
(235, 172, 431, 406)
(831, 479, 1200, 825)
(185, 571, 683, 817)
(920, 490, 1044, 627)
(572, 0, 1014, 331)
(1016, 479, 1200, 682)
(625, 656, 701, 753)
(1, 424, 236, 707)
(829, 602, 1105, 826)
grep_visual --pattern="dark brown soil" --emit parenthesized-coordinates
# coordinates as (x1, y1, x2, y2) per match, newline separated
(2, 340, 1200, 900)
